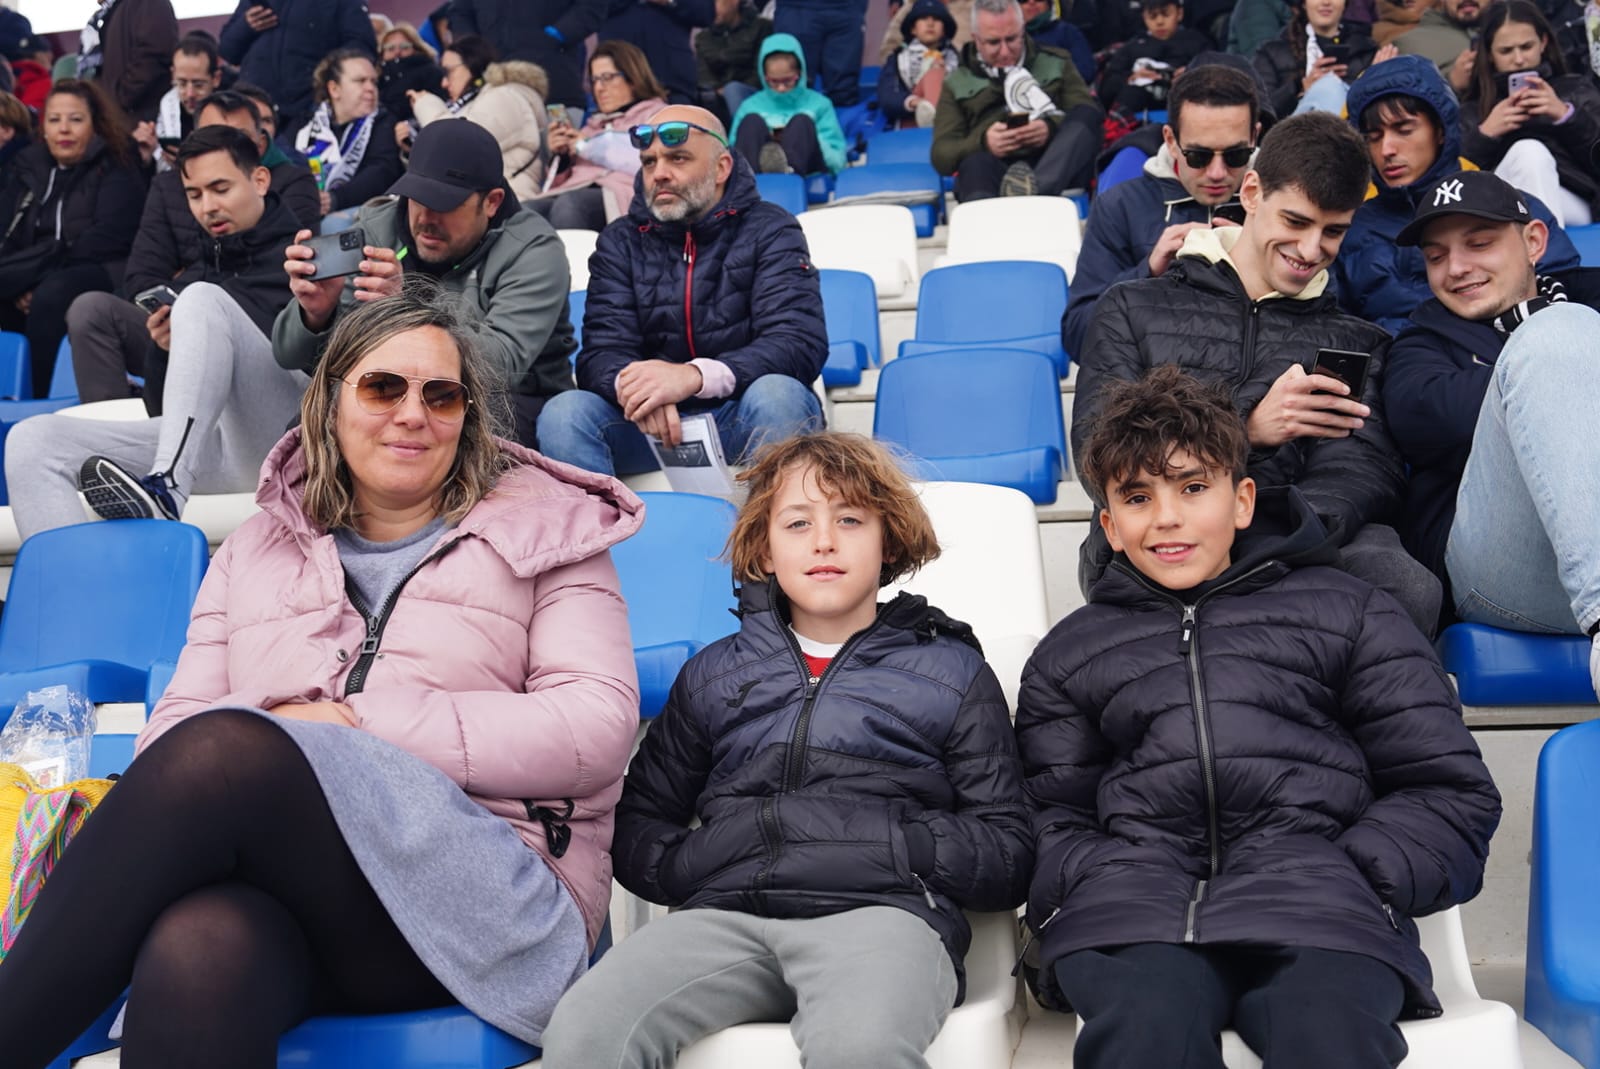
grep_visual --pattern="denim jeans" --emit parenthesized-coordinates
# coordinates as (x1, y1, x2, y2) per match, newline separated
(1446, 302, 1600, 634)
(535, 374, 823, 476)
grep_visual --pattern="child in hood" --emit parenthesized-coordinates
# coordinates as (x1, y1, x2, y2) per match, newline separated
(880, 0, 961, 128)
(730, 33, 848, 174)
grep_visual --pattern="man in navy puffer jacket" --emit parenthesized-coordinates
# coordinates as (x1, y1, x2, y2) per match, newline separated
(1336, 54, 1579, 333)
(538, 105, 827, 476)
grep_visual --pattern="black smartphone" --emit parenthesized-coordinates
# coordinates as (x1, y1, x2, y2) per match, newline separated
(1212, 200, 1247, 225)
(132, 284, 179, 313)
(158, 136, 183, 150)
(1003, 113, 1030, 128)
(1320, 42, 1353, 64)
(1309, 347, 1371, 397)
(304, 227, 367, 281)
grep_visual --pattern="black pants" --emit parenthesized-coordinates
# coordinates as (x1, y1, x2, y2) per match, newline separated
(1055, 942, 1409, 1069)
(734, 112, 826, 176)
(954, 103, 1102, 201)
(0, 262, 115, 397)
(0, 710, 452, 1069)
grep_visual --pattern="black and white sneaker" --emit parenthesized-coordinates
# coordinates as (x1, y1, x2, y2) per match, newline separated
(77, 456, 181, 521)
(1000, 161, 1038, 197)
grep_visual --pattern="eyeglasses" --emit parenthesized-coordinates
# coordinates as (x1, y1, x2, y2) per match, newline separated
(1177, 143, 1253, 169)
(766, 75, 800, 89)
(381, 41, 415, 57)
(334, 371, 471, 421)
(628, 120, 729, 149)
(592, 71, 629, 86)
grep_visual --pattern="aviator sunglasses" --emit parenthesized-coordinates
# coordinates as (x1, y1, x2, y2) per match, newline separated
(334, 370, 471, 422)
(1177, 143, 1253, 170)
(628, 120, 730, 150)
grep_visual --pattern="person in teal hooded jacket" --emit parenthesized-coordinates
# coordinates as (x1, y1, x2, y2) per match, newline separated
(729, 33, 848, 175)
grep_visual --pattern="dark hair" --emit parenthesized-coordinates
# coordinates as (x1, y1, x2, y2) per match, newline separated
(1472, 1, 1564, 104)
(44, 79, 133, 168)
(312, 47, 376, 106)
(1080, 365, 1250, 505)
(194, 89, 261, 126)
(174, 32, 220, 73)
(1169, 64, 1259, 140)
(1357, 92, 1437, 134)
(176, 124, 262, 178)
(590, 39, 668, 103)
(0, 90, 32, 137)
(232, 82, 278, 127)
(444, 34, 496, 83)
(1252, 110, 1369, 211)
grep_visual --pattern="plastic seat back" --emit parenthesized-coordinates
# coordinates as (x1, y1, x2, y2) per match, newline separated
(911, 261, 1070, 374)
(0, 332, 28, 400)
(798, 205, 920, 305)
(569, 289, 587, 357)
(611, 493, 739, 718)
(754, 173, 809, 216)
(832, 163, 943, 236)
(1438, 622, 1595, 706)
(943, 196, 1083, 280)
(1566, 223, 1600, 268)
(555, 228, 600, 292)
(867, 127, 934, 165)
(818, 269, 882, 367)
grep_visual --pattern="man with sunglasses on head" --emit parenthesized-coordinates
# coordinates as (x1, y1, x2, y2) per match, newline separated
(535, 105, 827, 477)
(3, 126, 305, 538)
(1063, 63, 1261, 359)
(1074, 111, 1442, 637)
(275, 119, 577, 448)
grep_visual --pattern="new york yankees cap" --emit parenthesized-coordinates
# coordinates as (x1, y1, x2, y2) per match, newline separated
(1396, 170, 1532, 246)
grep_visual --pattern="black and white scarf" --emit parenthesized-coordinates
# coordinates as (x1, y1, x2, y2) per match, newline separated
(296, 103, 375, 191)
(1491, 274, 1568, 335)
(77, 0, 123, 82)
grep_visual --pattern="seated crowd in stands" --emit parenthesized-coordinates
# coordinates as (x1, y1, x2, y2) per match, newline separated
(0, 0, 1599, 1061)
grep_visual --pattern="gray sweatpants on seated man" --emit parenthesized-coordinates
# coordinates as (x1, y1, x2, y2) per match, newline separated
(5, 283, 308, 539)
(540, 906, 959, 1069)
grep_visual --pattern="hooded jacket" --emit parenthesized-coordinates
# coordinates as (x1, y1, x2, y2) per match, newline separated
(272, 194, 577, 402)
(0, 136, 147, 288)
(599, 0, 715, 105)
(932, 36, 1096, 175)
(1063, 143, 1249, 358)
(448, 0, 612, 109)
(219, 0, 376, 130)
(1336, 55, 1580, 333)
(878, 0, 963, 124)
(138, 430, 644, 949)
(578, 152, 828, 406)
(1015, 486, 1502, 1016)
(1075, 226, 1404, 548)
(413, 61, 551, 202)
(1459, 71, 1600, 209)
(730, 34, 850, 175)
(696, 1, 773, 90)
(613, 579, 1033, 1000)
(1252, 19, 1378, 119)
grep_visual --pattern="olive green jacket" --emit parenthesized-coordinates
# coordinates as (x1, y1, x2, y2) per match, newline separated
(930, 38, 1095, 176)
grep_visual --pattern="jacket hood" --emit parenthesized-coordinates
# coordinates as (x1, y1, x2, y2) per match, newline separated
(737, 577, 986, 657)
(486, 60, 550, 101)
(757, 32, 810, 94)
(1345, 54, 1461, 194)
(1176, 224, 1331, 300)
(254, 429, 645, 576)
(901, 0, 957, 42)
(626, 148, 762, 234)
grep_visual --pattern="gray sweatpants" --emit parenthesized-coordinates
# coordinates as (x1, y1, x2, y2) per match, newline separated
(540, 906, 959, 1069)
(5, 282, 308, 539)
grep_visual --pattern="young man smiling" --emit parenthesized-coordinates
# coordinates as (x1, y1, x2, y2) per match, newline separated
(1075, 110, 1440, 634)
(1383, 170, 1600, 688)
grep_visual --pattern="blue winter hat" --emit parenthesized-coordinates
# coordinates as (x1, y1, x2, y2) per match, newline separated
(901, 0, 958, 41)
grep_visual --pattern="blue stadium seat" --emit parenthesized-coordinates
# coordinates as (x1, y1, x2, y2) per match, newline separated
(1568, 223, 1600, 268)
(1527, 719, 1600, 1068)
(611, 492, 739, 719)
(873, 347, 1066, 504)
(1437, 623, 1595, 706)
(818, 269, 881, 387)
(837, 99, 888, 157)
(0, 331, 29, 399)
(834, 162, 944, 237)
(866, 127, 955, 194)
(0, 338, 82, 505)
(0, 521, 209, 716)
(278, 1006, 538, 1068)
(805, 172, 835, 204)
(47, 995, 126, 1069)
(568, 289, 586, 358)
(898, 260, 1071, 376)
(858, 65, 881, 91)
(754, 172, 809, 216)
(1098, 145, 1150, 195)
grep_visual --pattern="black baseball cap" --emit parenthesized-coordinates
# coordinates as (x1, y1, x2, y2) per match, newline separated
(387, 120, 505, 211)
(1396, 170, 1532, 246)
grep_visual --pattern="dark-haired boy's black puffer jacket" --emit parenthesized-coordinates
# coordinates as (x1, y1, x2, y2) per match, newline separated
(613, 581, 1034, 1002)
(1015, 487, 1502, 1016)
(579, 154, 827, 408)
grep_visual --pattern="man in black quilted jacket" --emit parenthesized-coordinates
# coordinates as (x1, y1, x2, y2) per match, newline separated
(1074, 109, 1441, 634)
(537, 104, 827, 477)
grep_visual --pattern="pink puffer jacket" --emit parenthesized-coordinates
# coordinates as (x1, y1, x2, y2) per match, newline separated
(138, 430, 644, 949)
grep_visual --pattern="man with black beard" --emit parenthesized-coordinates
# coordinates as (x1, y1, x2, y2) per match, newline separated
(536, 105, 827, 477)
(276, 120, 576, 446)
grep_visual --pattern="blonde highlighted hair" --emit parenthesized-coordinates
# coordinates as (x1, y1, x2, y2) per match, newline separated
(726, 433, 940, 588)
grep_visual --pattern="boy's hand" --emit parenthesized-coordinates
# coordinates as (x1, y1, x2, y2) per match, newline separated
(1246, 364, 1369, 447)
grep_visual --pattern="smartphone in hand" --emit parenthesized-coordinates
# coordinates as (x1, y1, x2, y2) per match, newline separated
(304, 228, 367, 281)
(1308, 347, 1371, 398)
(132, 284, 180, 314)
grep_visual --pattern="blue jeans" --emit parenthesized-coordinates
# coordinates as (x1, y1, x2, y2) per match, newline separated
(536, 375, 823, 476)
(1446, 302, 1600, 634)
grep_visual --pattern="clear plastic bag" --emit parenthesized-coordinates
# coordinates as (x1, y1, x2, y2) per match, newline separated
(0, 686, 97, 788)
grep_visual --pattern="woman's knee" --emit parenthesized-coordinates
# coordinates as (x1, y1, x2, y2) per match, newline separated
(131, 709, 300, 795)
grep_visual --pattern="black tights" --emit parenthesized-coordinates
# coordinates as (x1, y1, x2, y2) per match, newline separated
(0, 709, 452, 1069)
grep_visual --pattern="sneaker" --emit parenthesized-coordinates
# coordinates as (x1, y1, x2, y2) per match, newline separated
(78, 456, 181, 521)
(914, 99, 937, 127)
(1001, 160, 1038, 197)
(757, 141, 791, 174)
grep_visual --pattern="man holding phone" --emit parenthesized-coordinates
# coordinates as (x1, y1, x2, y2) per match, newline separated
(1384, 170, 1600, 685)
(3, 126, 304, 537)
(132, 34, 224, 172)
(1075, 111, 1440, 634)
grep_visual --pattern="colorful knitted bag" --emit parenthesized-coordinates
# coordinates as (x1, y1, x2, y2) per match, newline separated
(0, 763, 113, 961)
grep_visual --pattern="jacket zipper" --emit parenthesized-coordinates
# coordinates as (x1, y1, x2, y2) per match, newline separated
(1237, 300, 1262, 390)
(340, 538, 461, 695)
(1012, 905, 1061, 976)
(682, 231, 698, 360)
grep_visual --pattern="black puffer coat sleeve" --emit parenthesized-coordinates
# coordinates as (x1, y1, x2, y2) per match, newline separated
(1070, 279, 1141, 493)
(1333, 585, 1502, 915)
(911, 662, 1034, 911)
(610, 672, 708, 905)
(65, 160, 146, 268)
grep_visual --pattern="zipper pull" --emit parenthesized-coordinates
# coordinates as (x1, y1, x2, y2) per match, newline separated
(359, 615, 382, 655)
(682, 233, 692, 263)
(1382, 903, 1400, 930)
(806, 675, 819, 694)
(913, 873, 936, 910)
(1012, 906, 1060, 976)
(1179, 605, 1196, 654)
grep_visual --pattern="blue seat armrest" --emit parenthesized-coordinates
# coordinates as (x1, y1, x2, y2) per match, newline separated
(0, 661, 151, 720)
(634, 640, 702, 720)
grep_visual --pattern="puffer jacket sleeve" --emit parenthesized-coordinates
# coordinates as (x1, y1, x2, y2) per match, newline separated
(218, 1, 256, 65)
(1070, 280, 1144, 493)
(811, 97, 849, 175)
(1252, 37, 1299, 120)
(610, 671, 711, 904)
(342, 550, 640, 801)
(120, 174, 185, 299)
(1063, 187, 1153, 360)
(575, 221, 641, 403)
(1382, 325, 1490, 472)
(879, 56, 914, 123)
(1334, 585, 1502, 915)
(702, 208, 828, 389)
(64, 161, 146, 267)
(908, 663, 1034, 911)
